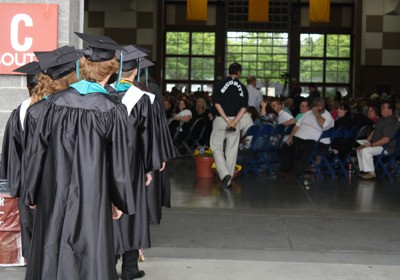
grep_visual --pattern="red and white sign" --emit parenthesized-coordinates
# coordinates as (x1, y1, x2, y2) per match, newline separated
(0, 3, 58, 74)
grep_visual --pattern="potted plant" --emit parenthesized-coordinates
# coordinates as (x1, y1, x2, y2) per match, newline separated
(193, 146, 214, 178)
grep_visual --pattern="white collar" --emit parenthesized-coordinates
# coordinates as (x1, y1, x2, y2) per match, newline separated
(121, 86, 145, 115)
(19, 97, 31, 131)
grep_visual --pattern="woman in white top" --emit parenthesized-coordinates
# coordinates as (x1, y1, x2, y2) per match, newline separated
(169, 99, 193, 142)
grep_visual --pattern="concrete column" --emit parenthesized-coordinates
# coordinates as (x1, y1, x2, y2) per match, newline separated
(0, 0, 82, 148)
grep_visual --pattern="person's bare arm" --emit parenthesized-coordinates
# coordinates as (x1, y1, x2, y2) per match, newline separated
(286, 125, 299, 146)
(282, 118, 295, 126)
(214, 103, 232, 127)
(260, 100, 267, 116)
(312, 107, 326, 127)
(232, 107, 247, 127)
(180, 115, 192, 122)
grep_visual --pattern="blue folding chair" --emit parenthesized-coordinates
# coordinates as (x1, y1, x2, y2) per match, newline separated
(328, 126, 351, 176)
(242, 125, 274, 176)
(263, 124, 287, 167)
(373, 128, 400, 180)
(343, 126, 361, 173)
(307, 127, 337, 179)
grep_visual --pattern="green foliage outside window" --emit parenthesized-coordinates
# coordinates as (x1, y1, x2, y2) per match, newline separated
(300, 33, 351, 92)
(226, 32, 289, 85)
(165, 31, 215, 92)
(164, 31, 352, 95)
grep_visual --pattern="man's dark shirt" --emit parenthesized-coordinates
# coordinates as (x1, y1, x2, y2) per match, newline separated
(371, 114, 400, 153)
(212, 76, 249, 117)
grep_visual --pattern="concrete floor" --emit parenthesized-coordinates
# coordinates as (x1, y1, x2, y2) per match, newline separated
(2, 157, 400, 279)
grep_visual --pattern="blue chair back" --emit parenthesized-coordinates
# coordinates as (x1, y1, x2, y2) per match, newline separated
(250, 125, 274, 151)
(345, 126, 360, 139)
(331, 126, 348, 140)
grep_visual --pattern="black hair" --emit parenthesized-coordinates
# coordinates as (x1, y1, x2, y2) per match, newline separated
(338, 101, 351, 112)
(382, 101, 396, 112)
(228, 62, 242, 75)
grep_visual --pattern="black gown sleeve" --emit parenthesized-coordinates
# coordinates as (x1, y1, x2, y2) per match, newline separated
(0, 111, 13, 179)
(139, 96, 162, 172)
(107, 104, 136, 215)
(1, 109, 23, 197)
(23, 102, 53, 206)
(154, 101, 176, 162)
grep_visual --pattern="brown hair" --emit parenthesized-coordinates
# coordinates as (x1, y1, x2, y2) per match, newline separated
(31, 72, 78, 105)
(79, 57, 119, 82)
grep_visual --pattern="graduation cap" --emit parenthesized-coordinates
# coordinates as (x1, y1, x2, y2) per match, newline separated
(13, 61, 41, 87)
(138, 58, 154, 70)
(75, 32, 123, 62)
(75, 48, 84, 58)
(138, 58, 155, 86)
(35, 46, 80, 80)
(115, 45, 147, 71)
(135, 45, 151, 54)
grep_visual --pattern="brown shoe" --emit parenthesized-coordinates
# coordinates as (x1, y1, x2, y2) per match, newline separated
(360, 172, 376, 180)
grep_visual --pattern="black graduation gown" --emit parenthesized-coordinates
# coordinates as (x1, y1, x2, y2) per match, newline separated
(1, 101, 35, 260)
(110, 85, 157, 254)
(0, 110, 13, 180)
(146, 91, 175, 224)
(1, 108, 22, 195)
(23, 88, 135, 280)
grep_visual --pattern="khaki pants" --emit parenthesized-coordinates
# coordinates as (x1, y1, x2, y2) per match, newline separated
(210, 116, 240, 180)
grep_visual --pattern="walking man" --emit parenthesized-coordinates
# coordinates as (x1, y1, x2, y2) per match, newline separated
(210, 62, 248, 189)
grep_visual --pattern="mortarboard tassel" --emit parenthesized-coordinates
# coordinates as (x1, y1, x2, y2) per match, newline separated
(146, 68, 149, 87)
(137, 59, 141, 83)
(75, 60, 80, 81)
(116, 52, 123, 89)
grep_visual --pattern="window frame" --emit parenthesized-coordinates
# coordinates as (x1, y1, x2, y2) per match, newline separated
(299, 32, 353, 98)
(164, 31, 216, 94)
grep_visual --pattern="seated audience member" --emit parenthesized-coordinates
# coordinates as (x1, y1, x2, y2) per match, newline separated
(295, 100, 309, 121)
(270, 99, 295, 126)
(329, 100, 339, 120)
(260, 98, 278, 126)
(193, 97, 214, 145)
(331, 102, 375, 160)
(284, 97, 334, 177)
(239, 106, 259, 149)
(283, 98, 294, 116)
(164, 95, 174, 119)
(344, 101, 377, 129)
(357, 101, 400, 180)
(169, 98, 193, 140)
(194, 97, 214, 121)
(366, 104, 380, 124)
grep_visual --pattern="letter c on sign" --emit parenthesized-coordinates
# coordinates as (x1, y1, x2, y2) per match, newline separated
(11, 14, 33, 52)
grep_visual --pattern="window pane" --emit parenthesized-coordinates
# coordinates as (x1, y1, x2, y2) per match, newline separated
(165, 57, 189, 79)
(300, 59, 324, 82)
(327, 34, 351, 58)
(326, 60, 350, 83)
(300, 34, 324, 57)
(192, 32, 215, 55)
(226, 31, 288, 83)
(191, 58, 215, 80)
(166, 32, 189, 55)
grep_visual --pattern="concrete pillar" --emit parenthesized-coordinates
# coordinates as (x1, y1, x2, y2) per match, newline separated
(0, 0, 82, 149)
